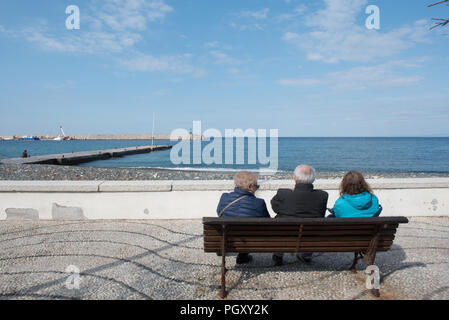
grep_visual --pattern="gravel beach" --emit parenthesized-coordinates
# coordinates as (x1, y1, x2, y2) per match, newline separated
(0, 217, 447, 300)
(1, 164, 449, 181)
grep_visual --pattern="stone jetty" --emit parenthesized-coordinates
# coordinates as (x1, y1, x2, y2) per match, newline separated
(0, 145, 172, 166)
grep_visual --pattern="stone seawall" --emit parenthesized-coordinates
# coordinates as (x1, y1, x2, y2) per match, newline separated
(0, 178, 448, 220)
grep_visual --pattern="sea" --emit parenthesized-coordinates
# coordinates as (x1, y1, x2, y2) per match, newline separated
(1, 138, 449, 174)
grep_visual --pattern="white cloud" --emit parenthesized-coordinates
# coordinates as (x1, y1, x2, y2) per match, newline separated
(119, 54, 206, 76)
(278, 60, 423, 90)
(237, 8, 270, 20)
(204, 41, 232, 50)
(328, 64, 422, 90)
(230, 8, 270, 31)
(204, 41, 220, 48)
(283, 0, 432, 63)
(228, 67, 239, 75)
(151, 89, 169, 96)
(98, 0, 173, 31)
(4, 0, 173, 55)
(209, 51, 242, 65)
(43, 80, 76, 90)
(0, 0, 207, 77)
(22, 27, 141, 53)
(278, 78, 323, 86)
(282, 32, 300, 41)
(275, 4, 307, 22)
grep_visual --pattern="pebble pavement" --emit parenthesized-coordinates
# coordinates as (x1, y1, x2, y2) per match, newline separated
(0, 217, 447, 300)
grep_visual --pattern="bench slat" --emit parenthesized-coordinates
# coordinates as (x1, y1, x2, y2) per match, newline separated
(204, 235, 395, 242)
(203, 217, 409, 225)
(204, 247, 392, 253)
(204, 224, 398, 231)
(204, 240, 393, 248)
(204, 229, 397, 236)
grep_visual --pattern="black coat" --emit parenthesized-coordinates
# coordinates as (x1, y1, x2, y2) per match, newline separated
(271, 183, 329, 218)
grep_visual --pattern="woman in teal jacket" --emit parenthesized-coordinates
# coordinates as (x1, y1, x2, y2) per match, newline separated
(330, 171, 382, 218)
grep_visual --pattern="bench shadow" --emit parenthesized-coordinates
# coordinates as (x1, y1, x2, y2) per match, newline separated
(223, 244, 426, 298)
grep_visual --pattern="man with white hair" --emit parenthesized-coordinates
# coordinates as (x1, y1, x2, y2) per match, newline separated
(271, 165, 329, 265)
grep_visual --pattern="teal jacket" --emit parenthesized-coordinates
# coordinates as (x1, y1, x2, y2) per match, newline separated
(333, 192, 380, 218)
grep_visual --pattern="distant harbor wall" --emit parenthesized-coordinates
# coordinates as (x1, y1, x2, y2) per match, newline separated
(0, 134, 205, 141)
(0, 178, 448, 220)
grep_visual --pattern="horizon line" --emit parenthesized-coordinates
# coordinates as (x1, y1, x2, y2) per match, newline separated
(1, 134, 449, 139)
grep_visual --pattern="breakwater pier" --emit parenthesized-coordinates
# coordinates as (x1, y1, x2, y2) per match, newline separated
(0, 134, 205, 141)
(0, 145, 172, 165)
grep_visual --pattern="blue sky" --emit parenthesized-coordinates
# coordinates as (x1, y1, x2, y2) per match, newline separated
(0, 0, 448, 137)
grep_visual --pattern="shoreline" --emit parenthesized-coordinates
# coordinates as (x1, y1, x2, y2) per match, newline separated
(1, 163, 449, 181)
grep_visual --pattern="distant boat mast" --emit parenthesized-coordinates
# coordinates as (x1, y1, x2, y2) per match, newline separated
(152, 112, 156, 146)
(54, 126, 69, 141)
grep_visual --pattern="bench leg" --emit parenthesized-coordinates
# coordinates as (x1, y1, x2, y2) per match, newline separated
(349, 252, 362, 273)
(220, 225, 227, 299)
(362, 226, 382, 298)
(371, 288, 380, 298)
(220, 254, 227, 299)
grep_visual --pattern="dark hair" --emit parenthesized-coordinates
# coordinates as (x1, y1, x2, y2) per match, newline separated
(339, 171, 373, 196)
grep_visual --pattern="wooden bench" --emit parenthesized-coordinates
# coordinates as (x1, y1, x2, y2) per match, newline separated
(203, 216, 409, 298)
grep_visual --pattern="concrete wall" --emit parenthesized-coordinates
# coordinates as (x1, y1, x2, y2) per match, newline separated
(0, 178, 448, 220)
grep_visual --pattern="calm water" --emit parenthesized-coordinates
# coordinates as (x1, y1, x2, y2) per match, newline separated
(1, 138, 449, 173)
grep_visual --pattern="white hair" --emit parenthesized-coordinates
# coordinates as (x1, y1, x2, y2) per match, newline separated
(294, 165, 316, 184)
(234, 171, 258, 191)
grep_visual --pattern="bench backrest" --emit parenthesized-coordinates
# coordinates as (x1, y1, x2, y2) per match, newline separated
(203, 217, 409, 254)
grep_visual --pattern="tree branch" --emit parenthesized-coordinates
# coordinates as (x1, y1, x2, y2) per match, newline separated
(428, 0, 449, 8)
(429, 0, 449, 31)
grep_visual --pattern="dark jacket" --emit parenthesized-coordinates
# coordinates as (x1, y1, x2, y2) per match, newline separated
(271, 183, 329, 218)
(217, 188, 270, 218)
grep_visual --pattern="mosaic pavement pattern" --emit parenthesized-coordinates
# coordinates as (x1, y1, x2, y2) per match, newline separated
(0, 217, 448, 300)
